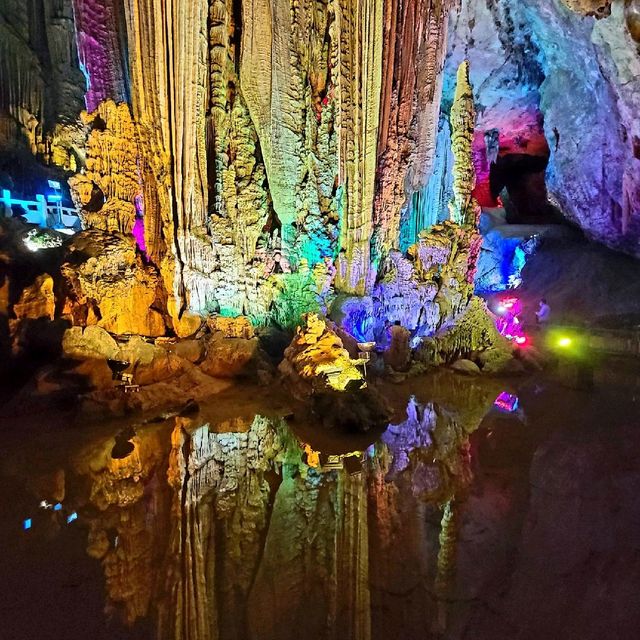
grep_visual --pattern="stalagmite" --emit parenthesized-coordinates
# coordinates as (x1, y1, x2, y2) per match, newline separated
(449, 61, 480, 227)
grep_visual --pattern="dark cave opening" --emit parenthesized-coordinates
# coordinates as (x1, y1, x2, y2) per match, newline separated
(489, 152, 562, 224)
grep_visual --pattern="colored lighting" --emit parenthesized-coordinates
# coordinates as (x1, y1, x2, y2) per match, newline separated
(515, 335, 527, 345)
(23, 518, 32, 530)
(558, 337, 572, 347)
(494, 392, 519, 413)
(53, 503, 62, 512)
(47, 180, 61, 190)
(67, 512, 78, 524)
(47, 194, 62, 202)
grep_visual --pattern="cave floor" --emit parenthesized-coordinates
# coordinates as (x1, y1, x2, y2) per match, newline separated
(1, 358, 639, 640)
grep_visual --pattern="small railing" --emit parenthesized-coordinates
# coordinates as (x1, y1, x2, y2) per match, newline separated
(0, 189, 81, 232)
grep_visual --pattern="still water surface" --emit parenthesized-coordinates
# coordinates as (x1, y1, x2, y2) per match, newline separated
(2, 363, 640, 640)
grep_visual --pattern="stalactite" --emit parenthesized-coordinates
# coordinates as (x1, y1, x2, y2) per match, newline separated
(72, 0, 129, 111)
(0, 0, 84, 158)
(399, 117, 455, 251)
(372, 60, 488, 354)
(123, 0, 209, 334)
(240, 0, 340, 267)
(204, 0, 274, 320)
(333, 0, 384, 295)
(372, 0, 453, 270)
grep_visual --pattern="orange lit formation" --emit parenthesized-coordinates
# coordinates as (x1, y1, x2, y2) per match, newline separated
(1, 0, 639, 387)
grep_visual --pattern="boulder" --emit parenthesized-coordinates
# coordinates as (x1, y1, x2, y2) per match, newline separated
(477, 346, 517, 374)
(199, 334, 260, 378)
(10, 274, 55, 323)
(62, 326, 120, 360)
(450, 359, 481, 375)
(132, 351, 191, 386)
(278, 313, 364, 397)
(206, 315, 255, 339)
(172, 311, 203, 338)
(117, 335, 162, 366)
(166, 339, 205, 363)
(60, 230, 166, 337)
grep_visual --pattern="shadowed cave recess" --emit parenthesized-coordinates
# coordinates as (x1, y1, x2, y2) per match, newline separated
(1, 0, 640, 639)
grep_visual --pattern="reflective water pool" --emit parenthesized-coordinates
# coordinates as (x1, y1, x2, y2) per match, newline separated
(2, 362, 640, 640)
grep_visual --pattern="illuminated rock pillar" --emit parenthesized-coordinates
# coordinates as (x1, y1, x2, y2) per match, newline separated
(122, 0, 210, 333)
(372, 0, 453, 270)
(333, 0, 384, 294)
(449, 60, 481, 227)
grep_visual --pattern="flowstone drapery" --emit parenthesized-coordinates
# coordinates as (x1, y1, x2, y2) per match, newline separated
(364, 61, 485, 355)
(60, 0, 456, 334)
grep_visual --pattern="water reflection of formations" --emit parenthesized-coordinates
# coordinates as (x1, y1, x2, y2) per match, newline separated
(75, 386, 498, 639)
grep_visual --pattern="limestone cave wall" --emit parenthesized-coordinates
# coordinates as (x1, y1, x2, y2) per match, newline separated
(0, 0, 85, 176)
(434, 0, 640, 256)
(1, 0, 639, 341)
(33, 0, 457, 334)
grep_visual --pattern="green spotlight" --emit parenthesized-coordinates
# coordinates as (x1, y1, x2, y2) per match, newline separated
(557, 336, 572, 348)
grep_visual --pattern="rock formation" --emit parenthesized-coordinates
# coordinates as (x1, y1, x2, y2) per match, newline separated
(372, 0, 454, 269)
(0, 0, 85, 163)
(1, 0, 639, 368)
(443, 0, 640, 257)
(69, 100, 140, 235)
(562, 0, 613, 17)
(60, 229, 165, 336)
(279, 312, 364, 395)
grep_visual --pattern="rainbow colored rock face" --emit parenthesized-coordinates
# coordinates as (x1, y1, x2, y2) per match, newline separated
(3, 0, 636, 342)
(56, 0, 463, 334)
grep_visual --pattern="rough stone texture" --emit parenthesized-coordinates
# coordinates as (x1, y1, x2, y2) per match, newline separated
(9, 273, 55, 324)
(0, 0, 85, 159)
(417, 296, 512, 365)
(627, 0, 640, 42)
(199, 334, 261, 378)
(446, 0, 640, 257)
(62, 325, 120, 360)
(449, 61, 481, 227)
(60, 230, 165, 336)
(72, 0, 129, 112)
(279, 312, 364, 395)
(372, 0, 454, 268)
(69, 100, 140, 235)
(366, 62, 485, 356)
(206, 315, 255, 339)
(450, 358, 481, 375)
(4, 0, 640, 353)
(562, 0, 612, 17)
